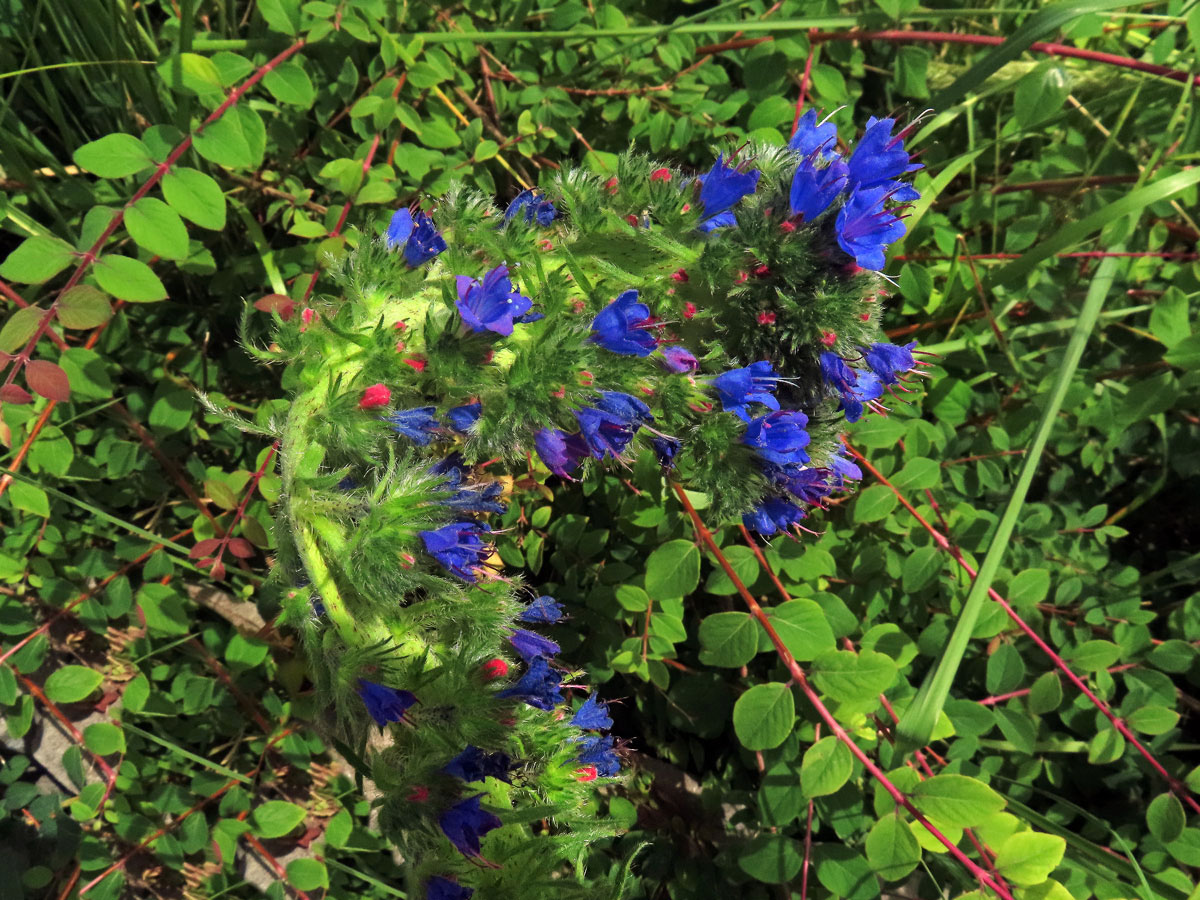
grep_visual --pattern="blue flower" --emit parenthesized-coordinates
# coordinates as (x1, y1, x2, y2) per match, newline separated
(575, 735, 620, 777)
(435, 465, 507, 516)
(712, 361, 780, 422)
(508, 628, 561, 662)
(520, 595, 564, 624)
(835, 187, 907, 271)
(778, 468, 833, 504)
(497, 656, 563, 710)
(444, 746, 512, 783)
(847, 117, 922, 190)
(387, 209, 447, 267)
(439, 795, 502, 859)
(590, 290, 656, 357)
(504, 189, 557, 226)
(819, 352, 883, 423)
(426, 876, 474, 900)
(575, 392, 653, 460)
(788, 109, 838, 159)
(385, 407, 439, 445)
(534, 428, 589, 479)
(651, 435, 681, 469)
(696, 154, 761, 232)
(356, 679, 417, 728)
(742, 411, 811, 468)
(863, 341, 917, 385)
(829, 449, 863, 485)
(660, 345, 698, 374)
(789, 156, 848, 222)
(570, 694, 613, 731)
(743, 497, 808, 536)
(446, 402, 482, 432)
(420, 522, 492, 581)
(456, 265, 533, 336)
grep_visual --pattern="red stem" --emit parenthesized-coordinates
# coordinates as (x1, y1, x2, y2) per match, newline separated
(810, 29, 1200, 86)
(671, 482, 1014, 900)
(842, 440, 1200, 817)
(0, 278, 68, 350)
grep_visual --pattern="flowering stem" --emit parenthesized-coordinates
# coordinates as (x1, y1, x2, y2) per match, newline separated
(671, 482, 1014, 900)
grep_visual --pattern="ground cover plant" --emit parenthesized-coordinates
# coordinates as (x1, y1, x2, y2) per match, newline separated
(1, 1, 1199, 899)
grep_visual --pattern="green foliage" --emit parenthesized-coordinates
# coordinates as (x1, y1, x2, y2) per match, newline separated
(3, 1, 1200, 899)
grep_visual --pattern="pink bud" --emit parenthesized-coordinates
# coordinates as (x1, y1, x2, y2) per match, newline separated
(408, 785, 430, 803)
(300, 308, 316, 330)
(395, 340, 406, 352)
(671, 269, 689, 283)
(683, 302, 697, 319)
(821, 331, 837, 347)
(735, 271, 749, 285)
(757, 311, 776, 325)
(482, 658, 509, 680)
(551, 387, 566, 399)
(650, 168, 671, 182)
(575, 766, 598, 782)
(404, 356, 427, 372)
(359, 383, 391, 410)
(394, 320, 407, 330)
(681, 203, 691, 213)
(539, 239, 554, 251)
(754, 264, 770, 278)
(625, 214, 638, 227)
(605, 177, 619, 194)
(780, 221, 796, 234)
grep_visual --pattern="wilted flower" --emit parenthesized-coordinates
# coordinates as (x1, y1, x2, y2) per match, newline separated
(534, 428, 589, 479)
(660, 345, 698, 374)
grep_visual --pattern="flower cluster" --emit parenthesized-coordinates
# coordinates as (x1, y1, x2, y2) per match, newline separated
(270, 108, 923, 898)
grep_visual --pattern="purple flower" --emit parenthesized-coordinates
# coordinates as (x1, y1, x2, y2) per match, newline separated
(835, 187, 907, 271)
(863, 341, 917, 385)
(426, 876, 474, 900)
(820, 352, 883, 422)
(356, 679, 417, 728)
(742, 411, 811, 468)
(829, 449, 863, 485)
(446, 402, 482, 432)
(534, 428, 589, 479)
(508, 628, 561, 662)
(570, 694, 613, 731)
(435, 465, 506, 515)
(504, 189, 557, 226)
(712, 361, 780, 422)
(420, 522, 492, 581)
(575, 392, 653, 460)
(385, 407, 439, 445)
(743, 497, 808, 536)
(497, 656, 563, 710)
(789, 156, 848, 222)
(651, 435, 681, 469)
(779, 468, 833, 505)
(590, 290, 656, 357)
(575, 735, 620, 777)
(660, 345, 698, 374)
(387, 209, 446, 267)
(847, 116, 923, 190)
(520, 595, 564, 624)
(696, 153, 761, 232)
(788, 109, 838, 159)
(456, 265, 533, 336)
(444, 746, 512, 783)
(439, 795, 502, 859)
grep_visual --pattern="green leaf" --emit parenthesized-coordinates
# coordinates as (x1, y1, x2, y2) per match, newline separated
(57, 286, 112, 329)
(1027, 672, 1062, 715)
(902, 546, 943, 592)
(732, 682, 794, 751)
(418, 118, 462, 150)
(193, 106, 266, 169)
(83, 722, 126, 755)
(1065, 640, 1120, 672)
(0, 306, 46, 352)
(125, 197, 190, 260)
(475, 140, 500, 162)
(1014, 64, 1070, 128)
(866, 815, 922, 881)
(854, 484, 898, 523)
(0, 236, 76, 284)
(157, 52, 225, 102)
(801, 736, 854, 798)
(994, 832, 1066, 885)
(257, 0, 301, 34)
(1008, 569, 1051, 607)
(759, 758, 804, 826)
(286, 859, 328, 890)
(645, 540, 699, 598)
(161, 167, 227, 230)
(72, 133, 154, 178)
(1125, 705, 1180, 736)
(1164, 333, 1200, 371)
(704, 545, 759, 595)
(251, 800, 306, 838)
(1147, 793, 1186, 844)
(44, 665, 103, 703)
(738, 835, 803, 884)
(93, 255, 167, 302)
(766, 600, 835, 662)
(1088, 726, 1125, 764)
(810, 649, 897, 705)
(911, 775, 1006, 828)
(264, 61, 315, 107)
(8, 480, 49, 517)
(986, 642, 1026, 695)
(698, 612, 759, 668)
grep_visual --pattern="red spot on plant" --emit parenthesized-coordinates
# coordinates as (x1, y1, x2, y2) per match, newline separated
(404, 356, 427, 372)
(408, 785, 430, 803)
(575, 766, 598, 782)
(671, 269, 689, 283)
(482, 658, 509, 680)
(757, 311, 776, 325)
(359, 383, 391, 409)
(650, 168, 671, 182)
